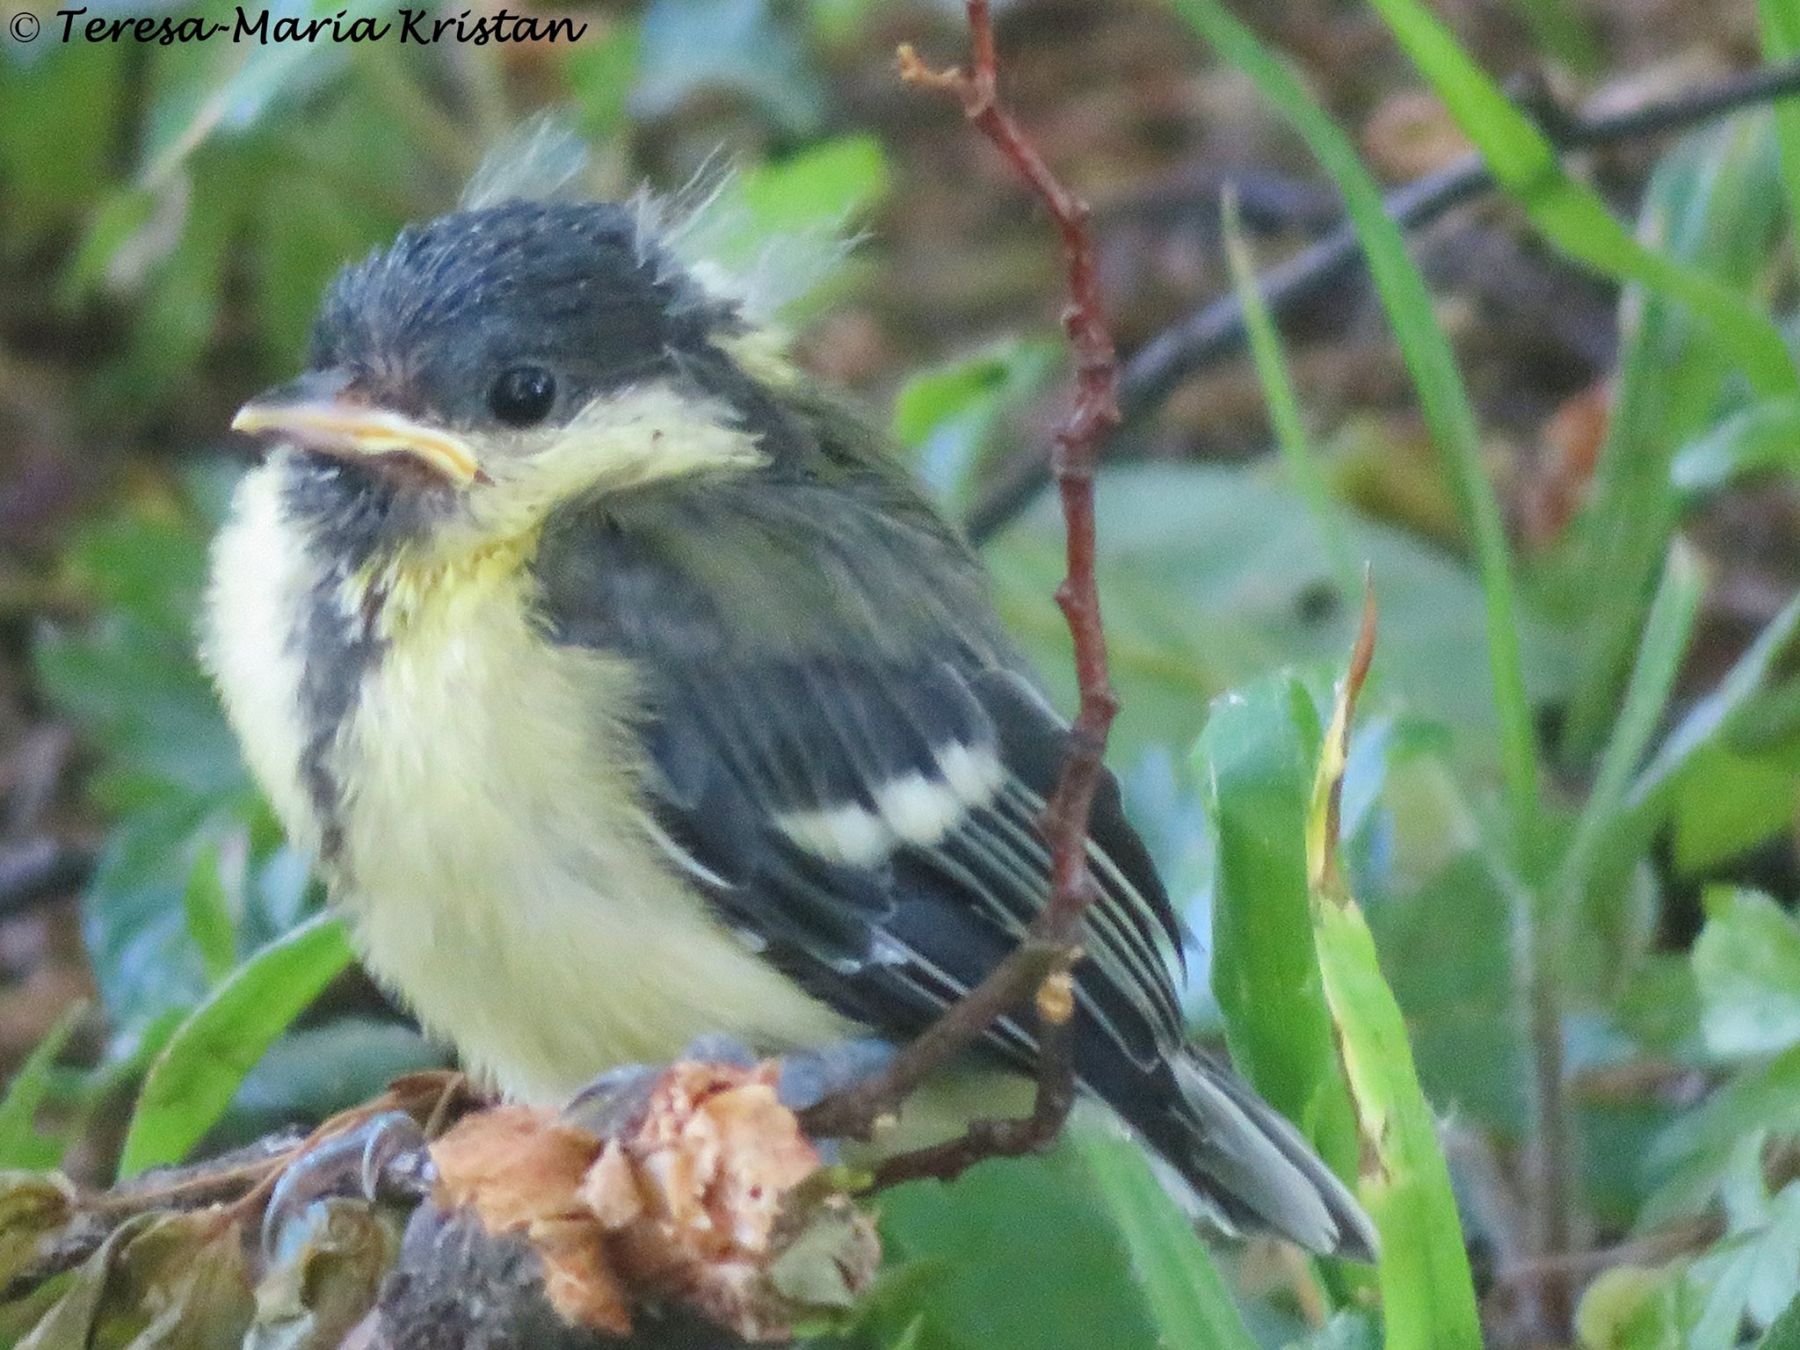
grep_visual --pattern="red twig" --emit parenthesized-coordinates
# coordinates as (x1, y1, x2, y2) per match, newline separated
(802, 0, 1120, 1183)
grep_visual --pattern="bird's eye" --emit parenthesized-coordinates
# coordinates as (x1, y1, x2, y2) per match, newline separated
(488, 365, 557, 427)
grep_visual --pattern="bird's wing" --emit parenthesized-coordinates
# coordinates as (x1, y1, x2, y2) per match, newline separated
(530, 479, 1187, 1081)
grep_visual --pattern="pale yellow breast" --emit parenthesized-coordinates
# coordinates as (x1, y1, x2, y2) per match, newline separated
(205, 467, 849, 1104)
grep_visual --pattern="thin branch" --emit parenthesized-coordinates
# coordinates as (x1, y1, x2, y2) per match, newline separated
(802, 0, 1119, 1184)
(966, 52, 1800, 544)
(0, 837, 92, 920)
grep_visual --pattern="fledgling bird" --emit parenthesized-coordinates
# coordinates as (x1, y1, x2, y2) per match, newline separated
(203, 178, 1376, 1262)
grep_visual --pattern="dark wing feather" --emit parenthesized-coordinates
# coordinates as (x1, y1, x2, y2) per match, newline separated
(530, 475, 1187, 1092)
(528, 461, 1379, 1261)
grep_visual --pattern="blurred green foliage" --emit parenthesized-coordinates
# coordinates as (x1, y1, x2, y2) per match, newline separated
(4, 0, 1800, 1345)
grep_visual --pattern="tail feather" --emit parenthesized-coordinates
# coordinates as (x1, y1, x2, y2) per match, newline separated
(1167, 1054, 1379, 1262)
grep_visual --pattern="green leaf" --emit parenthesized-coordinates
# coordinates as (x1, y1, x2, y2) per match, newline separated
(1311, 899, 1481, 1347)
(58, 186, 159, 303)
(1630, 593, 1800, 819)
(1646, 1044, 1800, 1225)
(137, 0, 387, 185)
(37, 620, 245, 806)
(894, 340, 1060, 514)
(107, 160, 246, 399)
(740, 135, 889, 234)
(0, 47, 130, 241)
(0, 1005, 86, 1171)
(1693, 888, 1800, 1060)
(1574, 1262, 1689, 1350)
(1196, 675, 1359, 1177)
(1169, 0, 1541, 825)
(77, 803, 216, 1033)
(1743, 1183, 1800, 1332)
(1758, 1287, 1800, 1349)
(118, 912, 355, 1179)
(1364, 852, 1528, 1132)
(1674, 746, 1800, 875)
(563, 20, 644, 139)
(1307, 641, 1482, 1349)
(223, 1020, 442, 1149)
(672, 135, 890, 321)
(633, 0, 825, 135)
(987, 464, 1570, 762)
(1671, 395, 1800, 494)
(1663, 1167, 1800, 1347)
(1067, 1127, 1259, 1350)
(183, 839, 242, 987)
(251, 161, 396, 367)
(870, 1128, 1252, 1350)
(61, 510, 210, 640)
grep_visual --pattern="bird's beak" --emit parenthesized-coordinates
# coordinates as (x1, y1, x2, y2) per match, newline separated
(231, 371, 484, 487)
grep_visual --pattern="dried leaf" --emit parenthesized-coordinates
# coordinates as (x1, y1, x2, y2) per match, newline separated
(765, 1196, 881, 1312)
(0, 1172, 76, 1290)
(107, 1210, 254, 1349)
(431, 1104, 624, 1334)
(597, 1060, 876, 1341)
(15, 1216, 138, 1350)
(528, 1216, 631, 1337)
(431, 1106, 600, 1233)
(248, 1199, 398, 1350)
(21, 1210, 252, 1350)
(428, 1060, 879, 1342)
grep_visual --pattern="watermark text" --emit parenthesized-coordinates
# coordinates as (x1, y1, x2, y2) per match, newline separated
(19, 7, 588, 45)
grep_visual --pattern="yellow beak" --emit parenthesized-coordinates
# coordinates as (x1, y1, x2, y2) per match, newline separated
(232, 374, 483, 487)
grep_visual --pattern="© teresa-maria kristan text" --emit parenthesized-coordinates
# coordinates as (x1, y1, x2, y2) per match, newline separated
(48, 6, 587, 45)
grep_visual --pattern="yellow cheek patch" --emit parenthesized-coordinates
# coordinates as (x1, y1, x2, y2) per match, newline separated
(460, 384, 771, 543)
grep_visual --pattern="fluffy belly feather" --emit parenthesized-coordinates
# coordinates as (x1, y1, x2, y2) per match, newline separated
(204, 463, 849, 1105)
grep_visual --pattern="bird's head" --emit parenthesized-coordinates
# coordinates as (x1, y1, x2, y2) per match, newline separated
(233, 196, 820, 561)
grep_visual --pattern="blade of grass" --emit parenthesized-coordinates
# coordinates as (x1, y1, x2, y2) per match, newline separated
(1558, 542, 1706, 890)
(1630, 591, 1800, 816)
(117, 911, 354, 1179)
(1171, 0, 1541, 830)
(1671, 394, 1800, 494)
(1525, 546, 1705, 1261)
(1308, 595, 1482, 1350)
(1563, 119, 1785, 762)
(1068, 1124, 1261, 1350)
(1220, 188, 1359, 599)
(1506, 0, 1600, 73)
(1762, 0, 1800, 235)
(1365, 0, 1796, 397)
(1578, 590, 1800, 926)
(0, 1004, 86, 1170)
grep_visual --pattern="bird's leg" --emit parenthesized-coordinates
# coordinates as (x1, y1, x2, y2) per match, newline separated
(264, 1037, 899, 1259)
(260, 1109, 434, 1262)
(771, 1038, 896, 1114)
(560, 1035, 897, 1140)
